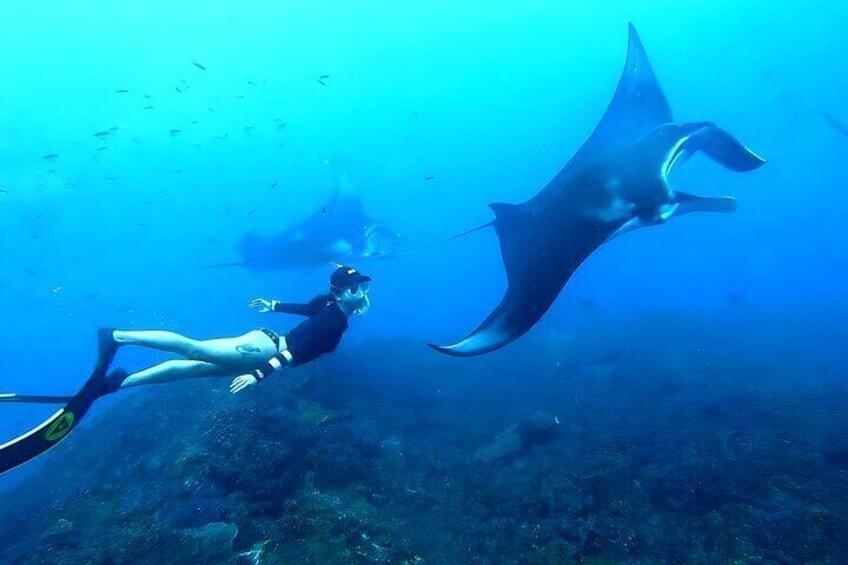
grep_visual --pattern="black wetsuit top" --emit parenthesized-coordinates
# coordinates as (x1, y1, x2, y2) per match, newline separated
(273, 294, 349, 366)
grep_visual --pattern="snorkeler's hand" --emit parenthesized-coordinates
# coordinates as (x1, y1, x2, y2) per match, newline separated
(230, 374, 258, 393)
(250, 298, 274, 313)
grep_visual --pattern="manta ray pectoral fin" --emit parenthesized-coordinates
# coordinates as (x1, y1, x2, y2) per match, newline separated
(673, 192, 738, 215)
(430, 203, 605, 357)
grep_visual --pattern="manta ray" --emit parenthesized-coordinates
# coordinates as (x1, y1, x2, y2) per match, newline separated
(430, 24, 765, 356)
(231, 173, 399, 271)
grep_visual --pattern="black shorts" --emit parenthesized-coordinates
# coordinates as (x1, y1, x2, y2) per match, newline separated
(258, 328, 280, 351)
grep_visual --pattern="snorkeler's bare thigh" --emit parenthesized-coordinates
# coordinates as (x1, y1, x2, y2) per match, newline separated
(193, 330, 279, 370)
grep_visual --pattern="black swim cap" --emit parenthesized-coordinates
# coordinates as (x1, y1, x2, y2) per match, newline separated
(330, 266, 371, 292)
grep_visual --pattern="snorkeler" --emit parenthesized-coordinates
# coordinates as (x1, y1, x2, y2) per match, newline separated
(106, 265, 372, 393)
(0, 265, 371, 474)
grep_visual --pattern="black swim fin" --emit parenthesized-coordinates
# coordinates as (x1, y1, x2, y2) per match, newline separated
(0, 330, 121, 475)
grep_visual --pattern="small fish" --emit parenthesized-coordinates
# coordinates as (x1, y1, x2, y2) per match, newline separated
(317, 74, 330, 86)
(93, 130, 110, 137)
(144, 94, 152, 99)
(66, 180, 76, 186)
(97, 146, 108, 151)
(42, 154, 59, 161)
(0, 187, 8, 193)
(47, 169, 56, 174)
(424, 175, 436, 181)
(84, 294, 98, 301)
(142, 201, 151, 206)
(144, 105, 154, 110)
(109, 126, 118, 132)
(214, 134, 229, 140)
(208, 107, 215, 112)
(192, 61, 206, 71)
(175, 86, 183, 93)
(244, 125, 253, 133)
(823, 112, 848, 140)
(170, 128, 181, 136)
(269, 182, 278, 189)
(321, 207, 327, 214)
(247, 209, 254, 216)
(190, 120, 198, 125)
(235, 95, 244, 100)
(247, 80, 257, 86)
(173, 169, 182, 174)
(104, 175, 116, 181)
(276, 122, 287, 131)
(192, 143, 203, 148)
(52, 286, 64, 293)
(115, 89, 130, 93)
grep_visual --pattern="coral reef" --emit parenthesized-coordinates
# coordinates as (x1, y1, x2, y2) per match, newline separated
(1, 324, 846, 563)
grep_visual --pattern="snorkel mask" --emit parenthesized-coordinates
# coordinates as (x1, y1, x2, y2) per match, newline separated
(342, 281, 371, 315)
(330, 265, 372, 316)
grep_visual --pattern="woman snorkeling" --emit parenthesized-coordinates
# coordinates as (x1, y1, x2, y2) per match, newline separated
(104, 265, 372, 394)
(0, 265, 371, 474)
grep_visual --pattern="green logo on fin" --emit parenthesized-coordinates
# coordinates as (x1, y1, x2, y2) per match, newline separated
(44, 412, 75, 442)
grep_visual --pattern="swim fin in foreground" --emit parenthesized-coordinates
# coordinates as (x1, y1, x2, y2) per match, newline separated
(0, 330, 120, 475)
(429, 24, 765, 356)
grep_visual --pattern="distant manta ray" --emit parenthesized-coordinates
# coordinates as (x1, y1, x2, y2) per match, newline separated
(430, 24, 765, 356)
(215, 173, 400, 271)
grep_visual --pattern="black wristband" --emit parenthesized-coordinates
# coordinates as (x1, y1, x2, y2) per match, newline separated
(254, 364, 275, 380)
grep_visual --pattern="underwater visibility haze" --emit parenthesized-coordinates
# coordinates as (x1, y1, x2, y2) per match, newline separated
(1, 1, 847, 563)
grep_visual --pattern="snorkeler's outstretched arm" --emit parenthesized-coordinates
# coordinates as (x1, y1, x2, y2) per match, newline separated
(273, 294, 331, 316)
(250, 294, 330, 316)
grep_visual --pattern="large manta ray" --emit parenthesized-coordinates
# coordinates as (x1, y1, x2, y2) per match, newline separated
(430, 24, 765, 356)
(234, 173, 399, 271)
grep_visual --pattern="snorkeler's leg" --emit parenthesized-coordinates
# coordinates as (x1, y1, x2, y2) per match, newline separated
(119, 360, 233, 389)
(112, 330, 202, 357)
(113, 330, 277, 369)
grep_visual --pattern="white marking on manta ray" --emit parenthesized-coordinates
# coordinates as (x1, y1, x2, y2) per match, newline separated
(593, 196, 635, 223)
(607, 217, 645, 240)
(659, 203, 679, 222)
(661, 134, 694, 199)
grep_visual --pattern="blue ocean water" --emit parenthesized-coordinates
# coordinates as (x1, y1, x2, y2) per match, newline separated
(1, 1, 847, 562)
